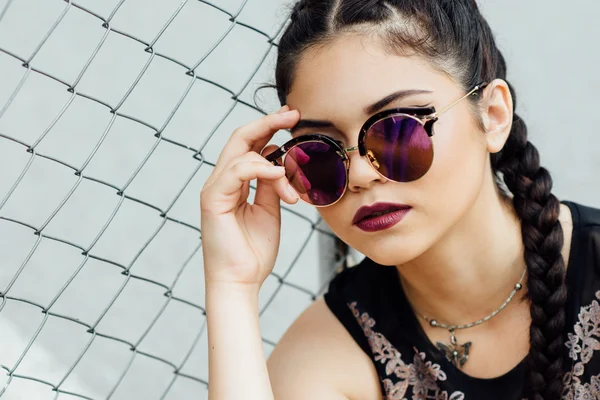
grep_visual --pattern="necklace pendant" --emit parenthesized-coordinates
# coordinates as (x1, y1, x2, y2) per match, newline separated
(435, 330, 472, 368)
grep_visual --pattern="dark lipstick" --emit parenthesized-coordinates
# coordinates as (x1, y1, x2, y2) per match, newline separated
(352, 202, 412, 232)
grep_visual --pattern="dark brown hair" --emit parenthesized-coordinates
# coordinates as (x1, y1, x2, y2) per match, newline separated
(271, 1, 568, 399)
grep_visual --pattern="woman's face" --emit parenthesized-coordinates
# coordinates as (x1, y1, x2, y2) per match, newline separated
(285, 34, 491, 266)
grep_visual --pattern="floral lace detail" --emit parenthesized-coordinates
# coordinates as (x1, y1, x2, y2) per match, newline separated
(562, 290, 600, 399)
(347, 301, 465, 400)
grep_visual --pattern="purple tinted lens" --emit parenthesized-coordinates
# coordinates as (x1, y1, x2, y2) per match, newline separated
(364, 115, 433, 182)
(284, 141, 346, 206)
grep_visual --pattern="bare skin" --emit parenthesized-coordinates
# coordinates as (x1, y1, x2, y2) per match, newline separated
(201, 32, 574, 399)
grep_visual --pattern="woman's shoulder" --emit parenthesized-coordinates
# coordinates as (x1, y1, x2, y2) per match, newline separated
(267, 295, 383, 400)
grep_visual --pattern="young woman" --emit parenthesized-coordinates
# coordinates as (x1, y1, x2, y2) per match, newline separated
(200, 1, 600, 399)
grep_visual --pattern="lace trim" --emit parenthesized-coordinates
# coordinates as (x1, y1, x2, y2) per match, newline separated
(562, 290, 600, 399)
(349, 288, 600, 400)
(347, 301, 465, 400)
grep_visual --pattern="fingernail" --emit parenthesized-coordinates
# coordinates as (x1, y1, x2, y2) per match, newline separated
(276, 106, 289, 114)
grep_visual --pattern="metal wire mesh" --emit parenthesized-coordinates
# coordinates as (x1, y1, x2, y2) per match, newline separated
(0, 0, 343, 398)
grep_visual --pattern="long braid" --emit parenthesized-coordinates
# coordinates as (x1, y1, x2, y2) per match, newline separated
(492, 83, 568, 399)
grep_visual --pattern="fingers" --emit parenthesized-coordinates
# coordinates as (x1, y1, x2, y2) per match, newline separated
(212, 106, 300, 178)
(201, 152, 298, 216)
(260, 144, 304, 200)
(254, 172, 299, 216)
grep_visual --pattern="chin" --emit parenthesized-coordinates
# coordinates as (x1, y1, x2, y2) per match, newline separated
(350, 234, 430, 267)
(364, 250, 419, 267)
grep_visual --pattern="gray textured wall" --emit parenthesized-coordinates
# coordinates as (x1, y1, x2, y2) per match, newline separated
(479, 0, 599, 206)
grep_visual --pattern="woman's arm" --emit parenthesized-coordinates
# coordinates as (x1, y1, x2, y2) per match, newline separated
(206, 282, 273, 400)
(200, 106, 353, 399)
(199, 106, 300, 399)
(206, 286, 358, 400)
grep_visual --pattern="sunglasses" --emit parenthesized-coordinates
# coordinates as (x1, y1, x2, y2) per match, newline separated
(263, 82, 488, 207)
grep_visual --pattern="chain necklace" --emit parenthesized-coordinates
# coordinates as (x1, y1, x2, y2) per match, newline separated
(416, 269, 527, 369)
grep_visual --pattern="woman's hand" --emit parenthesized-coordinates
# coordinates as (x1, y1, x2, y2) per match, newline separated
(200, 105, 300, 291)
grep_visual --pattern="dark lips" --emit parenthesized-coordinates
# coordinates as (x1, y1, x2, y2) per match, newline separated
(352, 202, 412, 225)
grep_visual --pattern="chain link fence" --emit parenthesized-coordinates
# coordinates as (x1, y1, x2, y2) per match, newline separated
(0, 0, 344, 398)
(3, 1, 598, 399)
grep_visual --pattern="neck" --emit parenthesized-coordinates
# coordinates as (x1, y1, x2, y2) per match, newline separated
(397, 185, 527, 326)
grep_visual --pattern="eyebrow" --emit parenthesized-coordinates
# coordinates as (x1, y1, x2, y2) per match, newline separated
(290, 89, 432, 133)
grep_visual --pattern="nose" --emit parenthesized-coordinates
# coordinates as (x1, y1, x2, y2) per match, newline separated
(346, 147, 387, 193)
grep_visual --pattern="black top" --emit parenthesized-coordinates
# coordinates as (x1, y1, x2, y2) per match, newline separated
(324, 201, 600, 400)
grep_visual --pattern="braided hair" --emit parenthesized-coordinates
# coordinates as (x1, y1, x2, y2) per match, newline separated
(271, 1, 568, 398)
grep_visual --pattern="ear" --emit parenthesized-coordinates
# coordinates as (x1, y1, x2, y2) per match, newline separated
(480, 79, 513, 154)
